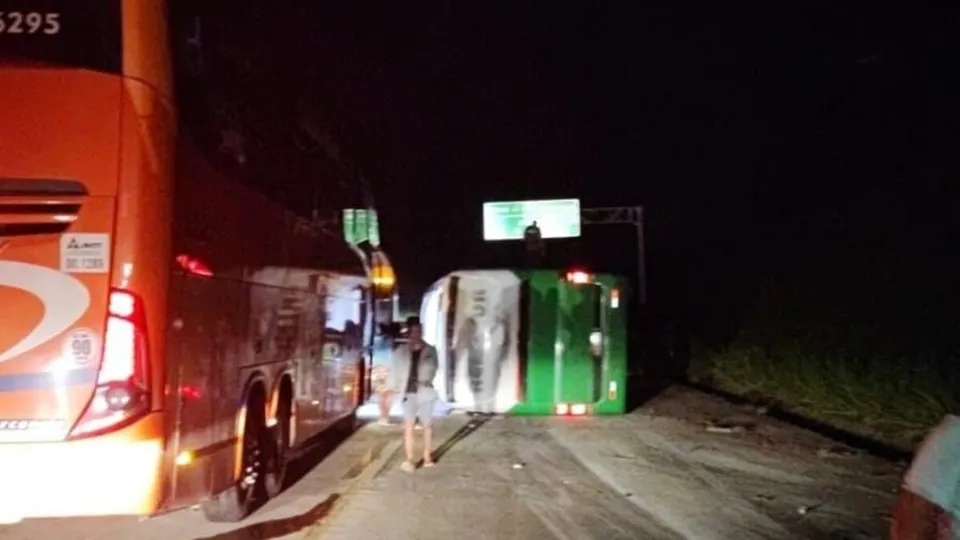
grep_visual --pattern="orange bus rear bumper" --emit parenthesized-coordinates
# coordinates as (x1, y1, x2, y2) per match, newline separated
(0, 413, 165, 521)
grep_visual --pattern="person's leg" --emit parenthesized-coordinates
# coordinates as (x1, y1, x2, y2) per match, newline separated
(419, 399, 436, 466)
(379, 390, 393, 425)
(401, 394, 417, 471)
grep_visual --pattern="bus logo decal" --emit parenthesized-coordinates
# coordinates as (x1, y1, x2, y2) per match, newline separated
(60, 233, 110, 274)
(0, 261, 90, 363)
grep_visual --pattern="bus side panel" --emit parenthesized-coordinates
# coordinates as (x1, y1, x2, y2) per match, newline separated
(312, 276, 366, 435)
(260, 270, 362, 448)
(446, 271, 522, 414)
(510, 272, 560, 415)
(288, 284, 325, 443)
(594, 276, 627, 415)
(419, 281, 450, 400)
(556, 281, 602, 405)
(168, 136, 370, 507)
(163, 270, 252, 510)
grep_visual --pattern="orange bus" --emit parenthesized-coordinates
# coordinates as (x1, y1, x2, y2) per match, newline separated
(0, 0, 390, 523)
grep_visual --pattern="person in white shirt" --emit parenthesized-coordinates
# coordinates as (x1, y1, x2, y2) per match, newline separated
(386, 317, 439, 472)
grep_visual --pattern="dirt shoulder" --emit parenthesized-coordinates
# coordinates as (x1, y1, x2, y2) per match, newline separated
(548, 386, 903, 539)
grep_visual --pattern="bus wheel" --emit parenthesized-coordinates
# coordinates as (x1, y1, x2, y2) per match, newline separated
(264, 396, 291, 498)
(202, 398, 267, 522)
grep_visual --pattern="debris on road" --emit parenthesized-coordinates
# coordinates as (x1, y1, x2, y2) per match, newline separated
(816, 444, 861, 458)
(705, 414, 759, 434)
(705, 425, 742, 434)
(797, 503, 822, 515)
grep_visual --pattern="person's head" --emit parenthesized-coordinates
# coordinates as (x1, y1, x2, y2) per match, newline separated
(406, 316, 423, 344)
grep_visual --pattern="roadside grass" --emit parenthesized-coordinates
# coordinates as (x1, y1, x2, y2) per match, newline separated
(691, 342, 956, 451)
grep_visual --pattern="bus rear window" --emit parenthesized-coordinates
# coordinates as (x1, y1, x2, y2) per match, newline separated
(0, 0, 121, 73)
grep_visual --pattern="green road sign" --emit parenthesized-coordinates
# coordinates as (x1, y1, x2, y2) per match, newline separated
(343, 208, 381, 246)
(482, 198, 581, 241)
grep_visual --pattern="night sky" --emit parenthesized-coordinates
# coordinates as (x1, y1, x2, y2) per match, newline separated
(198, 3, 956, 337)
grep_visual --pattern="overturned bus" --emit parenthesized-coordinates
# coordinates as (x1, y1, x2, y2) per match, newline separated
(419, 269, 628, 416)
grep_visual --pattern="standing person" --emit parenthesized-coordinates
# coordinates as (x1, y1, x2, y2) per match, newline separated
(387, 316, 439, 472)
(372, 364, 393, 426)
(371, 323, 399, 426)
(891, 413, 960, 539)
(523, 220, 544, 268)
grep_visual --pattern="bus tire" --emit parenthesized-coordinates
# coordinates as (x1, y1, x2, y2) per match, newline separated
(202, 393, 267, 522)
(264, 393, 292, 499)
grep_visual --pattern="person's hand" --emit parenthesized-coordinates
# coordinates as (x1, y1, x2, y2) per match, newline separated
(890, 488, 945, 540)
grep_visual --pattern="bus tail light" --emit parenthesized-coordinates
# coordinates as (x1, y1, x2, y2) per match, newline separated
(565, 270, 592, 284)
(556, 403, 588, 416)
(68, 289, 151, 440)
(175, 254, 213, 277)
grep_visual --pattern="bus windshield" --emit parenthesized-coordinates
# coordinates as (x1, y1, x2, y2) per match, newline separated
(0, 0, 121, 73)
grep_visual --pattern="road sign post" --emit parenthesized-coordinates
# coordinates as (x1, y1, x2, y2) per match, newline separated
(580, 206, 646, 305)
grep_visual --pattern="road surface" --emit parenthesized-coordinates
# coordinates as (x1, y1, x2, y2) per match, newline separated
(0, 420, 378, 540)
(0, 386, 902, 539)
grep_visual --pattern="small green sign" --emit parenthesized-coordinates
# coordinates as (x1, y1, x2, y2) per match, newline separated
(482, 198, 581, 241)
(343, 208, 381, 246)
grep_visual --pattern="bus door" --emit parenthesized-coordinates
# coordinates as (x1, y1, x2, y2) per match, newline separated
(355, 285, 372, 404)
(555, 273, 605, 407)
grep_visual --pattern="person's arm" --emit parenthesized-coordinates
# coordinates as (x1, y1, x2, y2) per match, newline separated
(421, 346, 439, 386)
(891, 488, 945, 540)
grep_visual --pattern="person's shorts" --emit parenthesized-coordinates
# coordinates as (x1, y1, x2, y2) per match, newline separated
(402, 393, 436, 427)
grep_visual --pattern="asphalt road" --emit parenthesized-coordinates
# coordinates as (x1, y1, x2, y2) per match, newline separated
(0, 386, 902, 540)
(312, 415, 683, 540)
(313, 387, 900, 540)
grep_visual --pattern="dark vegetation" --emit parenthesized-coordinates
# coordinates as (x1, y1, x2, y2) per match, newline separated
(659, 13, 958, 452)
(688, 177, 958, 451)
